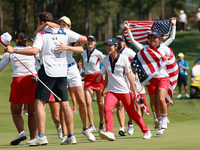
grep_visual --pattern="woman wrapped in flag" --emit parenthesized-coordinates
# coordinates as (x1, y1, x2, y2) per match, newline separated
(123, 17, 178, 135)
(98, 38, 152, 141)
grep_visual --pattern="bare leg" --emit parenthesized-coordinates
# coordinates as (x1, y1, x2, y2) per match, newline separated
(69, 89, 77, 111)
(60, 109, 67, 136)
(60, 101, 73, 135)
(85, 88, 94, 125)
(27, 102, 37, 139)
(178, 86, 182, 94)
(71, 86, 88, 129)
(157, 88, 168, 114)
(11, 103, 24, 133)
(35, 99, 46, 134)
(184, 86, 188, 94)
(49, 102, 60, 128)
(96, 90, 104, 123)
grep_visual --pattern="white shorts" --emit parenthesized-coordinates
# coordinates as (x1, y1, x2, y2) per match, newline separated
(67, 64, 82, 87)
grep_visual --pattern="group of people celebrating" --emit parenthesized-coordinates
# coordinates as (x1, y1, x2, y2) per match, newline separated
(0, 10, 178, 146)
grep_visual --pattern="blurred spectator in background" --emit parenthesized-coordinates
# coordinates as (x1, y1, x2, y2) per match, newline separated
(177, 53, 190, 99)
(194, 55, 200, 65)
(196, 8, 200, 31)
(178, 10, 187, 32)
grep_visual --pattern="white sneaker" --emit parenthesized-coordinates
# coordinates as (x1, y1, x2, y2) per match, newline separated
(166, 117, 170, 124)
(88, 125, 96, 132)
(161, 120, 168, 129)
(10, 132, 27, 145)
(64, 135, 77, 145)
(60, 136, 67, 145)
(127, 123, 134, 135)
(156, 129, 165, 135)
(118, 127, 126, 136)
(82, 129, 96, 142)
(56, 125, 63, 139)
(99, 131, 115, 141)
(26, 135, 48, 146)
(143, 129, 152, 139)
(153, 119, 159, 130)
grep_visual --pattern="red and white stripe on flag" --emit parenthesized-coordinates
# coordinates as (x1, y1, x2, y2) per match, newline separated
(165, 48, 179, 102)
(124, 20, 171, 43)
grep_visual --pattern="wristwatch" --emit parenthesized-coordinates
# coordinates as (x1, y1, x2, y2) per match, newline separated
(14, 49, 18, 53)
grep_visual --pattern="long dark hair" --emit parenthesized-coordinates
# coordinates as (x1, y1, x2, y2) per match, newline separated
(15, 30, 28, 46)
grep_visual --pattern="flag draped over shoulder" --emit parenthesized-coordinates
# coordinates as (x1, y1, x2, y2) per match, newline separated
(124, 20, 171, 43)
(131, 45, 168, 86)
(131, 46, 178, 103)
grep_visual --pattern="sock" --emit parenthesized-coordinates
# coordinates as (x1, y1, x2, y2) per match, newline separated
(161, 113, 167, 122)
(67, 134, 74, 138)
(153, 112, 157, 120)
(99, 123, 104, 125)
(83, 128, 88, 131)
(158, 117, 162, 122)
(38, 133, 45, 138)
(19, 131, 25, 134)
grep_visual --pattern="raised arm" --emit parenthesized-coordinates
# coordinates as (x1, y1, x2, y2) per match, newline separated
(123, 21, 144, 51)
(162, 17, 176, 46)
(33, 22, 60, 36)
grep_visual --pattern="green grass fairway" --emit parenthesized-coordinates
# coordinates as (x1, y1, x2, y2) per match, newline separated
(0, 30, 200, 149)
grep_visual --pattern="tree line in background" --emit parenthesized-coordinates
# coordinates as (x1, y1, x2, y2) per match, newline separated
(0, 0, 200, 41)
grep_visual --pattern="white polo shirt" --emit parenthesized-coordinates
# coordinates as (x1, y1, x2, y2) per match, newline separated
(0, 46, 37, 77)
(81, 48, 104, 75)
(119, 47, 136, 60)
(33, 27, 80, 77)
(103, 53, 132, 93)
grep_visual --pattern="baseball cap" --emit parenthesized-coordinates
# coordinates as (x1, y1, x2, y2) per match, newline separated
(87, 35, 96, 41)
(104, 38, 119, 46)
(180, 10, 184, 13)
(57, 16, 71, 26)
(0, 32, 12, 47)
(116, 35, 125, 41)
(178, 52, 184, 57)
(147, 31, 162, 40)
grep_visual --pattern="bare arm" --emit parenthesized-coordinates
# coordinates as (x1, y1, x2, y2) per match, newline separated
(126, 71, 138, 96)
(33, 22, 60, 36)
(56, 42, 84, 53)
(102, 71, 108, 97)
(77, 35, 87, 45)
(5, 46, 39, 55)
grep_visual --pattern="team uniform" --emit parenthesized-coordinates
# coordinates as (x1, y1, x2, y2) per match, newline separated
(102, 53, 149, 134)
(66, 43, 82, 88)
(0, 46, 37, 104)
(81, 48, 104, 90)
(33, 27, 80, 102)
(127, 27, 175, 96)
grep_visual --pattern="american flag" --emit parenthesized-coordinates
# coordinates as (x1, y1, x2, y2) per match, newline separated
(124, 20, 171, 43)
(131, 46, 178, 102)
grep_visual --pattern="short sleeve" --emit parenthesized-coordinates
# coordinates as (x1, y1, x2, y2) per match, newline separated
(0, 53, 10, 72)
(124, 57, 132, 73)
(32, 32, 43, 50)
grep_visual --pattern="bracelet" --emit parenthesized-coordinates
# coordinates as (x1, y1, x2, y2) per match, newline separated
(14, 49, 18, 53)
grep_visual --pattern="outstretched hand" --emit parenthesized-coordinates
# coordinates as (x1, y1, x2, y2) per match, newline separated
(170, 17, 177, 26)
(123, 21, 130, 31)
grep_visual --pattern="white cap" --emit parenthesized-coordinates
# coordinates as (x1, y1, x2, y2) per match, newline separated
(0, 32, 12, 47)
(180, 10, 184, 13)
(198, 8, 200, 11)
